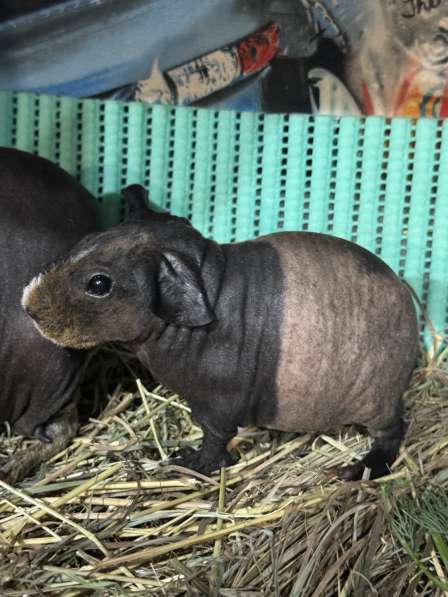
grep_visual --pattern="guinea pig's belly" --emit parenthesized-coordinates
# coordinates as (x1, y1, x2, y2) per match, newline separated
(265, 384, 350, 433)
(264, 347, 405, 434)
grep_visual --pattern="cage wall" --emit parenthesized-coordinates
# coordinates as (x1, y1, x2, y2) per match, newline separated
(1, 91, 447, 338)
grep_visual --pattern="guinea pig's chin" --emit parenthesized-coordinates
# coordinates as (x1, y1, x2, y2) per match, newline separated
(31, 320, 98, 350)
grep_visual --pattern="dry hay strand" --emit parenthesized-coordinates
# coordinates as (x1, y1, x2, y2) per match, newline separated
(0, 344, 447, 596)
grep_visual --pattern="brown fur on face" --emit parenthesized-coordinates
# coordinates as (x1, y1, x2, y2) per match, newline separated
(22, 211, 213, 350)
(22, 246, 153, 350)
(22, 263, 96, 349)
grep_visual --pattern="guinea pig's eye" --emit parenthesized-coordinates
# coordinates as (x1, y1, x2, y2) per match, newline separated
(86, 274, 113, 298)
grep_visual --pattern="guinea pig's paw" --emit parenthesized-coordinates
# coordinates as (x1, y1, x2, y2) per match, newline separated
(169, 447, 203, 471)
(170, 447, 236, 476)
(176, 446, 197, 460)
(219, 450, 238, 469)
(333, 462, 366, 482)
(0, 460, 27, 485)
(32, 424, 52, 444)
(197, 450, 238, 475)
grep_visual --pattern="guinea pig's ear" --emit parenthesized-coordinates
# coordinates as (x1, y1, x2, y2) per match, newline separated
(155, 251, 215, 327)
(122, 184, 150, 219)
(122, 184, 191, 226)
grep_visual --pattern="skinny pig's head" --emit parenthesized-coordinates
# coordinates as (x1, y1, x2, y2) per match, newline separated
(22, 185, 215, 349)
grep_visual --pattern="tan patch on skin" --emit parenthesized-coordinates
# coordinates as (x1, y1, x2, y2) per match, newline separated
(33, 320, 98, 350)
(265, 234, 418, 435)
(22, 263, 96, 350)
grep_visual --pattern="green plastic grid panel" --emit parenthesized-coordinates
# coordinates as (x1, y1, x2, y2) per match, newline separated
(0, 91, 447, 338)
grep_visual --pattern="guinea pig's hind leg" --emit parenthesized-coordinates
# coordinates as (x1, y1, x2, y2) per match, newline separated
(0, 403, 78, 485)
(171, 425, 238, 476)
(336, 418, 405, 481)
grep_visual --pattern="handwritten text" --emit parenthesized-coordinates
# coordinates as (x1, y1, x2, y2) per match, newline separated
(401, 0, 442, 18)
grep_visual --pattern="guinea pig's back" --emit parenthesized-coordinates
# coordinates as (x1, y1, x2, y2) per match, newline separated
(0, 148, 98, 432)
(256, 231, 418, 433)
(0, 148, 98, 320)
(0, 147, 97, 250)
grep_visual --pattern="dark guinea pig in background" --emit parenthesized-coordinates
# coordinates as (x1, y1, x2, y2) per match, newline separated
(24, 184, 419, 480)
(0, 147, 98, 483)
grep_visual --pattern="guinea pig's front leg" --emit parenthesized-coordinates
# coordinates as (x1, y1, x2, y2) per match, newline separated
(0, 403, 78, 485)
(174, 423, 238, 476)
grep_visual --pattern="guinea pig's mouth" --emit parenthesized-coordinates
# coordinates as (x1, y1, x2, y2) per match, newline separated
(32, 319, 98, 350)
(24, 308, 98, 350)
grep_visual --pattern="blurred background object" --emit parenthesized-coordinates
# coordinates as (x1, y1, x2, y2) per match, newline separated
(1, 0, 447, 115)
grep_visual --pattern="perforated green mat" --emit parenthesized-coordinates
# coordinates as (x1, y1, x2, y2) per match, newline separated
(1, 91, 447, 338)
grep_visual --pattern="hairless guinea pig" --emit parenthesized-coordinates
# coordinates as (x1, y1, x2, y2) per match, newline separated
(0, 147, 98, 483)
(23, 184, 418, 480)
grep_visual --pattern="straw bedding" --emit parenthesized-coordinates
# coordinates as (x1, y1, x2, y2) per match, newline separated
(0, 342, 447, 596)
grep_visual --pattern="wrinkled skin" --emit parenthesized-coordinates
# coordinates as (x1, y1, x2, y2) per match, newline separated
(24, 185, 419, 480)
(0, 148, 98, 483)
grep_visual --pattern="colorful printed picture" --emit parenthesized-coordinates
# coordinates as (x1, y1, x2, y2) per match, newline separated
(1, 0, 447, 117)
